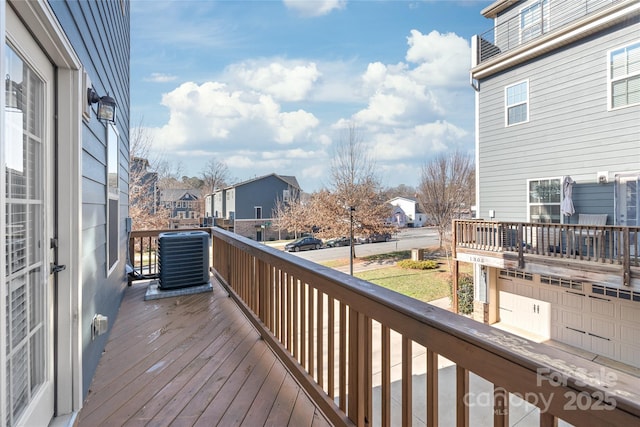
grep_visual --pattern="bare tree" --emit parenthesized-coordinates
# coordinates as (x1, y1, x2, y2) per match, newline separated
(308, 124, 392, 259)
(129, 119, 171, 230)
(200, 158, 230, 195)
(272, 187, 309, 239)
(417, 151, 475, 248)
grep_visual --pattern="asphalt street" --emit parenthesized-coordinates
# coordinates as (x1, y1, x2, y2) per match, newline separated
(281, 227, 441, 263)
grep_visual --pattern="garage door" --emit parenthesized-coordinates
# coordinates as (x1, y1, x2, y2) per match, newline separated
(498, 272, 640, 369)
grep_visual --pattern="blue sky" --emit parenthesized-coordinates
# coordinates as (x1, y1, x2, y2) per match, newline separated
(131, 0, 493, 192)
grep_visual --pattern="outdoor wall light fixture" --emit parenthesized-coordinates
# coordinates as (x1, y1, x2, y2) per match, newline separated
(87, 88, 117, 123)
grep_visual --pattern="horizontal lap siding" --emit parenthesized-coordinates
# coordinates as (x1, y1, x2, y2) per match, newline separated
(48, 0, 130, 396)
(478, 18, 640, 221)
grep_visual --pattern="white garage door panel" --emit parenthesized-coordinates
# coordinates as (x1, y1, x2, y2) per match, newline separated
(620, 343, 640, 367)
(590, 318, 616, 338)
(590, 298, 616, 318)
(539, 288, 559, 304)
(561, 310, 583, 329)
(515, 283, 534, 298)
(620, 324, 640, 342)
(498, 275, 640, 369)
(562, 292, 585, 310)
(620, 305, 640, 322)
(559, 327, 586, 348)
(589, 336, 616, 359)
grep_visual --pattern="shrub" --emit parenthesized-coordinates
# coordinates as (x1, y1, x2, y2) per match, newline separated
(397, 259, 438, 270)
(449, 273, 474, 315)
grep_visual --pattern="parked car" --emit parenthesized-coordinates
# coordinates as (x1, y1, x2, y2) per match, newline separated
(285, 237, 323, 252)
(325, 236, 350, 247)
(359, 233, 392, 244)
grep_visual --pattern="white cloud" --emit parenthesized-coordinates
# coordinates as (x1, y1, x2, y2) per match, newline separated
(144, 73, 178, 83)
(140, 27, 474, 193)
(369, 120, 469, 162)
(283, 0, 346, 17)
(227, 61, 321, 102)
(405, 30, 470, 87)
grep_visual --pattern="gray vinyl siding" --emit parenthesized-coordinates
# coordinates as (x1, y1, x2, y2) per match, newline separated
(48, 0, 130, 396)
(477, 17, 640, 223)
(234, 176, 291, 219)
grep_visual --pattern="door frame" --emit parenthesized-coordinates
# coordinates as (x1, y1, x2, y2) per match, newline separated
(3, 0, 84, 420)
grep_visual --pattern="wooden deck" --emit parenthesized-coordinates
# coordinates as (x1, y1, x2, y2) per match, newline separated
(76, 279, 332, 427)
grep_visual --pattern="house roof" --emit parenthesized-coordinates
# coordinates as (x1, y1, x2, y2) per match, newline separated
(481, 0, 518, 18)
(387, 196, 418, 204)
(223, 173, 301, 191)
(160, 188, 202, 202)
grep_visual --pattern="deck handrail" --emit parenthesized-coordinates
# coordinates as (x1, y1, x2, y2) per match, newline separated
(205, 227, 640, 427)
(453, 219, 640, 286)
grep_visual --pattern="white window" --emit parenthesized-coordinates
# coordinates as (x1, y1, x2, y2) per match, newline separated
(283, 189, 290, 203)
(505, 81, 529, 126)
(107, 124, 119, 273)
(255, 206, 262, 219)
(527, 178, 562, 223)
(520, 0, 549, 43)
(609, 41, 640, 109)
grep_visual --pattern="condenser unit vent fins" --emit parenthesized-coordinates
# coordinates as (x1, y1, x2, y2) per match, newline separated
(158, 231, 210, 289)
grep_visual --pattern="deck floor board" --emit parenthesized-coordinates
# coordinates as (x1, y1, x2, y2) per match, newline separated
(77, 280, 331, 427)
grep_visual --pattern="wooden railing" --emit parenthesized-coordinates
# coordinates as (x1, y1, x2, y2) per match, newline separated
(207, 227, 640, 427)
(453, 220, 640, 286)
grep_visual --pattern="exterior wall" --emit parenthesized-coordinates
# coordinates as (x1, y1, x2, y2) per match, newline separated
(48, 0, 130, 397)
(212, 191, 224, 217)
(477, 18, 640, 222)
(234, 219, 279, 241)
(234, 175, 291, 219)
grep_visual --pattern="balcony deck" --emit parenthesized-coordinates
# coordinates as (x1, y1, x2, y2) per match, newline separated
(76, 279, 331, 427)
(101, 227, 640, 426)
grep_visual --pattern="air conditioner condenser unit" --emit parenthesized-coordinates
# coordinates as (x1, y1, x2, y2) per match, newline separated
(158, 231, 210, 290)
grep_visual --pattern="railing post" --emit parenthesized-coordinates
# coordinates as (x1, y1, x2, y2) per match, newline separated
(623, 228, 631, 286)
(518, 223, 524, 268)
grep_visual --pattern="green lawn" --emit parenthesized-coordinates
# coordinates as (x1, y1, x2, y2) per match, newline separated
(354, 266, 452, 303)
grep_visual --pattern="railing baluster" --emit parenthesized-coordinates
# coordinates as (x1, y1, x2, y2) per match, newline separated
(427, 350, 438, 427)
(308, 286, 315, 380)
(381, 326, 391, 427)
(317, 291, 324, 388)
(456, 365, 469, 427)
(402, 336, 412, 427)
(328, 296, 335, 399)
(339, 302, 347, 412)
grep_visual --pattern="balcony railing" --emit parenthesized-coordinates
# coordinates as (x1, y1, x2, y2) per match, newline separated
(127, 227, 640, 426)
(453, 220, 640, 286)
(475, 0, 624, 64)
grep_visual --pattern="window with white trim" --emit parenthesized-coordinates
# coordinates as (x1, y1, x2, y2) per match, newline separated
(609, 41, 640, 109)
(505, 80, 529, 126)
(107, 124, 119, 273)
(520, 0, 549, 43)
(527, 178, 561, 223)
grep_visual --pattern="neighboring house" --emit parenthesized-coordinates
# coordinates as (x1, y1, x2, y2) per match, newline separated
(459, 0, 640, 369)
(207, 173, 301, 240)
(388, 197, 428, 227)
(161, 189, 202, 220)
(130, 156, 160, 214)
(2, 1, 130, 425)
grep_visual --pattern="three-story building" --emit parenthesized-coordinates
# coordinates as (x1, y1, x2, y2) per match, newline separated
(456, 0, 640, 371)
